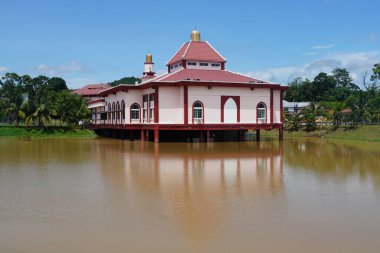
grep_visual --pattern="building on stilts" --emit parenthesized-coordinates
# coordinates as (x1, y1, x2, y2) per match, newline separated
(87, 30, 288, 142)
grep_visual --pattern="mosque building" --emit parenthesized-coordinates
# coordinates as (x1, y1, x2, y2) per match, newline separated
(88, 30, 288, 142)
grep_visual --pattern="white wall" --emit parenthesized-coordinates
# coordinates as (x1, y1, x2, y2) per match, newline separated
(188, 86, 272, 124)
(101, 85, 281, 125)
(159, 87, 181, 124)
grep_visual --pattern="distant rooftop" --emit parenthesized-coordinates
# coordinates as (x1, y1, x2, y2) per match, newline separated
(72, 83, 111, 97)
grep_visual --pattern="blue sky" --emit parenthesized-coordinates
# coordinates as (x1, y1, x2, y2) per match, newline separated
(0, 0, 379, 88)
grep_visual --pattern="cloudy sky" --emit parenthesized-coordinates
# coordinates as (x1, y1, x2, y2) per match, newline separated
(0, 0, 379, 88)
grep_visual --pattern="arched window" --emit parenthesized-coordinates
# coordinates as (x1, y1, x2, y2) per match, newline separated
(116, 101, 120, 123)
(193, 101, 204, 124)
(130, 103, 140, 123)
(107, 104, 111, 124)
(112, 102, 116, 123)
(257, 102, 267, 123)
(121, 100, 125, 122)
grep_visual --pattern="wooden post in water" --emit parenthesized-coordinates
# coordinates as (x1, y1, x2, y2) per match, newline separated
(206, 130, 210, 142)
(279, 126, 284, 141)
(256, 129, 260, 142)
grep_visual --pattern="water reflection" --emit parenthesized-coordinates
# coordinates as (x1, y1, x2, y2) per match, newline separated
(1, 138, 379, 252)
(282, 138, 380, 189)
(92, 141, 284, 242)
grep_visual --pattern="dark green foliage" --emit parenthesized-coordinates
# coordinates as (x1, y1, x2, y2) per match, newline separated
(0, 73, 90, 128)
(284, 66, 380, 128)
(48, 77, 68, 91)
(109, 76, 141, 86)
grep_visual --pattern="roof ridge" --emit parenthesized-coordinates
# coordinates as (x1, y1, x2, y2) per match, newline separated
(205, 41, 226, 62)
(166, 42, 187, 65)
(224, 69, 274, 84)
(182, 40, 192, 59)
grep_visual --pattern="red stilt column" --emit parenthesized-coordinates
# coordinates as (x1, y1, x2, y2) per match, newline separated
(154, 128, 159, 143)
(146, 130, 150, 141)
(256, 129, 260, 142)
(206, 130, 210, 142)
(279, 126, 284, 141)
(141, 129, 145, 141)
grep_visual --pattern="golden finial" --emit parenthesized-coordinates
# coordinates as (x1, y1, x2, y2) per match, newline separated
(146, 53, 152, 63)
(190, 29, 201, 41)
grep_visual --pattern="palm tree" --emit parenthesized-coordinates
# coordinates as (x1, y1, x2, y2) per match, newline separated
(4, 102, 26, 126)
(25, 104, 55, 128)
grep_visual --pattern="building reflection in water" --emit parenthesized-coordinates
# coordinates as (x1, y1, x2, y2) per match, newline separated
(93, 140, 284, 243)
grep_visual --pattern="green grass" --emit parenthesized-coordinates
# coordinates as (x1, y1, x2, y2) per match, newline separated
(261, 125, 380, 142)
(0, 126, 96, 139)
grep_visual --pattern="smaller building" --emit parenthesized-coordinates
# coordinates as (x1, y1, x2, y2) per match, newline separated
(72, 83, 111, 124)
(72, 83, 111, 100)
(283, 100, 311, 113)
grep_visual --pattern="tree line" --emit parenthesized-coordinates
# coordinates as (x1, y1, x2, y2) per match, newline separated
(283, 64, 380, 130)
(0, 73, 90, 128)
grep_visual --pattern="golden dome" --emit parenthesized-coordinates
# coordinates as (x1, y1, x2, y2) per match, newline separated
(146, 53, 153, 63)
(190, 30, 201, 41)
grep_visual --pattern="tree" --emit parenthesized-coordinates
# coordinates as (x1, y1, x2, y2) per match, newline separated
(311, 72, 337, 102)
(25, 104, 54, 127)
(370, 63, 380, 83)
(109, 76, 141, 86)
(48, 77, 67, 91)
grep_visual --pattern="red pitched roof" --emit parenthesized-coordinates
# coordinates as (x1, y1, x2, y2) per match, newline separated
(72, 83, 111, 96)
(167, 41, 226, 65)
(154, 69, 270, 84)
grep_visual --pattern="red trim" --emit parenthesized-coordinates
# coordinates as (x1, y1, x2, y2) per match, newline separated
(154, 87, 159, 123)
(184, 86, 188, 124)
(270, 89, 273, 124)
(130, 103, 141, 123)
(89, 123, 282, 131)
(221, 96, 240, 123)
(256, 102, 267, 124)
(280, 91, 283, 123)
(182, 60, 186, 69)
(221, 62, 225, 70)
(192, 101, 204, 124)
(99, 81, 288, 96)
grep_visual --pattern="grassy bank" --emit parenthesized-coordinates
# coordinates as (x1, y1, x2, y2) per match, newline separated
(0, 126, 96, 139)
(262, 125, 380, 142)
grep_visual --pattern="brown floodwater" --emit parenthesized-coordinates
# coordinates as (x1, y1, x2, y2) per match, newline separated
(0, 137, 379, 253)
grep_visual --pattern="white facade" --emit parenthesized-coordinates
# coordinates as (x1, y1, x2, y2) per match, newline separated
(96, 85, 282, 125)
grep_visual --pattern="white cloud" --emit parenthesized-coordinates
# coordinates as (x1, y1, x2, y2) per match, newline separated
(244, 51, 379, 86)
(31, 61, 87, 76)
(311, 44, 336, 50)
(0, 66, 10, 73)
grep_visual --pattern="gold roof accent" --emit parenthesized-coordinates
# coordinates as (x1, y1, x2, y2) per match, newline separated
(190, 30, 201, 41)
(146, 53, 152, 63)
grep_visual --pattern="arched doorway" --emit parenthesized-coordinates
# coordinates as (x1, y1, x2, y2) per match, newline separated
(224, 98, 237, 123)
